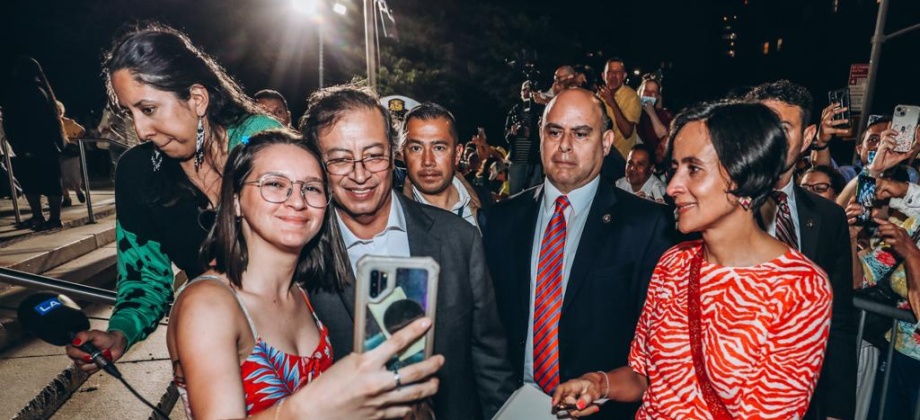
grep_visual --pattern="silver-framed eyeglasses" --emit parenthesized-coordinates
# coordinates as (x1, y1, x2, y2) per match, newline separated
(323, 153, 391, 176)
(243, 175, 329, 208)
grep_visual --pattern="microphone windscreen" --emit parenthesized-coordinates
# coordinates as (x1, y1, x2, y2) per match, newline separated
(17, 293, 90, 346)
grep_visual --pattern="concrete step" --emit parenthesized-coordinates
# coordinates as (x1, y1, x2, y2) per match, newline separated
(0, 215, 116, 297)
(0, 188, 116, 248)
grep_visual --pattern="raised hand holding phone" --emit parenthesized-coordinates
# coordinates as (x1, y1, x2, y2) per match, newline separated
(354, 256, 440, 370)
(891, 105, 920, 153)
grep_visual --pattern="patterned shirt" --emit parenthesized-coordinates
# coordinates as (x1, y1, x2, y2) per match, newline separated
(859, 216, 920, 361)
(629, 241, 832, 419)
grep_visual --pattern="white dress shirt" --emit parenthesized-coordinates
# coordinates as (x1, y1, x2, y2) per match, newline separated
(766, 179, 802, 250)
(336, 191, 411, 274)
(615, 175, 667, 202)
(523, 176, 600, 385)
(412, 176, 478, 228)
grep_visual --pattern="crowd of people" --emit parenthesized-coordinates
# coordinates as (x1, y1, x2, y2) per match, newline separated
(0, 21, 911, 419)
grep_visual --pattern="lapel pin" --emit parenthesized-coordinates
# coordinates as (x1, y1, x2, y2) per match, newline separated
(805, 219, 815, 228)
(602, 214, 612, 224)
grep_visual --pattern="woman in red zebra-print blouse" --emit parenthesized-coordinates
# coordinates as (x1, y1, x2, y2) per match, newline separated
(553, 101, 832, 419)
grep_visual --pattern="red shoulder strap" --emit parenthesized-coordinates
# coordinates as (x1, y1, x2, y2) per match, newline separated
(688, 247, 734, 420)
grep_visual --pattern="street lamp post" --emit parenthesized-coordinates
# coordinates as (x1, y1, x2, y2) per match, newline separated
(364, 0, 378, 89)
(293, 0, 345, 90)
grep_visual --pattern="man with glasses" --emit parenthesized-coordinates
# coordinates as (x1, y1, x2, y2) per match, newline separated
(298, 84, 515, 420)
(598, 58, 641, 160)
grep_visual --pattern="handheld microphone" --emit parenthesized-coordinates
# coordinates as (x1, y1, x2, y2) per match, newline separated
(17, 293, 121, 378)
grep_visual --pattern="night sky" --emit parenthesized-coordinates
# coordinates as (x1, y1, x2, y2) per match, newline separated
(1, 0, 918, 143)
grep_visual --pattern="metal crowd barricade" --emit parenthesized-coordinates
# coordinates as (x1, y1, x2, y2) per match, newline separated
(854, 295, 920, 420)
(0, 266, 116, 305)
(1, 133, 23, 224)
(0, 137, 128, 226)
(77, 137, 128, 224)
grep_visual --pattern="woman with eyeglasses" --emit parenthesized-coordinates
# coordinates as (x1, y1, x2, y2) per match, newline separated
(66, 23, 282, 370)
(800, 165, 846, 201)
(166, 130, 442, 419)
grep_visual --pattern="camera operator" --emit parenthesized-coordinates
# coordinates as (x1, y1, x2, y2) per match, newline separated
(505, 81, 545, 194)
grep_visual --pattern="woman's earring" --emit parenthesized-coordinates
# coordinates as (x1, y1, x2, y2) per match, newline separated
(151, 149, 162, 172)
(738, 196, 753, 211)
(194, 116, 205, 170)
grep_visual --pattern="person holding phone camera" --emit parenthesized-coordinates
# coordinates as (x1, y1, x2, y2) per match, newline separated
(635, 74, 673, 161)
(167, 130, 442, 419)
(299, 84, 516, 420)
(844, 165, 920, 420)
(505, 81, 545, 195)
(836, 116, 920, 207)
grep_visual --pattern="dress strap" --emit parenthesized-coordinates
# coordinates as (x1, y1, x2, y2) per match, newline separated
(177, 274, 258, 341)
(296, 287, 322, 326)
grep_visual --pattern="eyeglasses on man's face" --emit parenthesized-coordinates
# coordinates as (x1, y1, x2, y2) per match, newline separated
(243, 174, 329, 208)
(800, 182, 831, 194)
(323, 153, 391, 176)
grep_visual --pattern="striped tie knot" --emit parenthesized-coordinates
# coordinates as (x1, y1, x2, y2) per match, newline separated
(554, 195, 571, 213)
(772, 190, 788, 206)
(771, 190, 798, 249)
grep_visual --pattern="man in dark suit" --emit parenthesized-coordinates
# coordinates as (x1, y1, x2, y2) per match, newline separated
(483, 88, 674, 419)
(746, 80, 857, 420)
(399, 102, 492, 230)
(299, 85, 515, 420)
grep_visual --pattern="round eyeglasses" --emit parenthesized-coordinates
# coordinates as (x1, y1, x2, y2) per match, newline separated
(323, 154, 391, 176)
(243, 175, 329, 208)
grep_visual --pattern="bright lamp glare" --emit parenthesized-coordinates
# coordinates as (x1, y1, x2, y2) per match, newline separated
(292, 0, 318, 14)
(333, 3, 347, 15)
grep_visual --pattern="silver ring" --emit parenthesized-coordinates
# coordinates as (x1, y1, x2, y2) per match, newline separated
(393, 369, 402, 389)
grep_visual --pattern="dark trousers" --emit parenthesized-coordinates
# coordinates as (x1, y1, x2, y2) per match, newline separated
(868, 348, 920, 419)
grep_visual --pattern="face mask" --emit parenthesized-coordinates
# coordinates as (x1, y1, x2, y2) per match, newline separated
(640, 96, 658, 107)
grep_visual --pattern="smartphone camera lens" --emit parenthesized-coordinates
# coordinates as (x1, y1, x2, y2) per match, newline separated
(380, 272, 388, 292)
(371, 271, 380, 298)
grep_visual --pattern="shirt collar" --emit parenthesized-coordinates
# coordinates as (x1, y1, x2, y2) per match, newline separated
(542, 176, 600, 217)
(412, 176, 471, 213)
(336, 191, 408, 248)
(777, 177, 796, 198)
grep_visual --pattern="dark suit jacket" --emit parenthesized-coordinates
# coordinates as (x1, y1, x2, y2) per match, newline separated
(483, 181, 675, 419)
(308, 194, 516, 420)
(793, 186, 857, 420)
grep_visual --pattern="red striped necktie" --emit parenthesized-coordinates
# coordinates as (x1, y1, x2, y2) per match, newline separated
(533, 195, 570, 394)
(773, 191, 798, 249)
